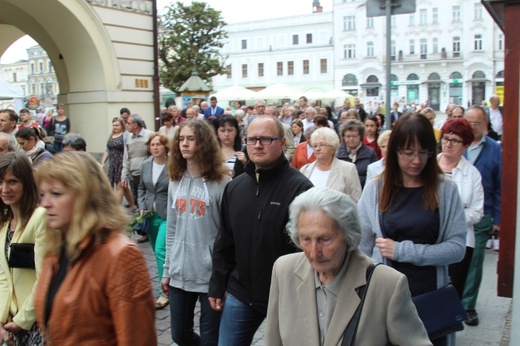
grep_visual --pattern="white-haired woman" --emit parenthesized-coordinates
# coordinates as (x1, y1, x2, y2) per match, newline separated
(300, 127, 362, 202)
(265, 187, 432, 345)
(366, 130, 392, 181)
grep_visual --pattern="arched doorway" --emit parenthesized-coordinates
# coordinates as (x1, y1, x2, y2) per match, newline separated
(449, 71, 463, 105)
(406, 73, 420, 103)
(0, 0, 155, 153)
(342, 73, 358, 96)
(426, 72, 441, 111)
(360, 75, 381, 97)
(469, 70, 487, 105)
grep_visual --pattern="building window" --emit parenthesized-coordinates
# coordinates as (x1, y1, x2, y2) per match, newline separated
(432, 8, 438, 24)
(292, 35, 299, 45)
(12, 73, 17, 83)
(48, 61, 53, 72)
(419, 9, 427, 25)
(342, 73, 358, 86)
(391, 16, 396, 27)
(258, 63, 264, 77)
(391, 40, 396, 60)
(452, 6, 461, 22)
(241, 39, 247, 49)
(320, 58, 327, 73)
(306, 33, 312, 44)
(409, 39, 415, 55)
(343, 16, 356, 31)
(367, 17, 374, 28)
(344, 44, 356, 59)
(474, 3, 483, 20)
(288, 61, 294, 75)
(303, 60, 309, 74)
(420, 39, 427, 59)
(39, 62, 43, 73)
(433, 38, 439, 54)
(409, 14, 415, 26)
(31, 84, 36, 94)
(498, 34, 504, 50)
(367, 41, 374, 57)
(30, 64, 34, 74)
(277, 62, 283, 76)
(474, 34, 483, 50)
(40, 82, 45, 95)
(242, 64, 248, 78)
(453, 36, 461, 57)
(226, 64, 232, 79)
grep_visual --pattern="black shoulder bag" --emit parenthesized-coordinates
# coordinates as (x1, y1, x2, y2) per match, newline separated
(341, 262, 380, 346)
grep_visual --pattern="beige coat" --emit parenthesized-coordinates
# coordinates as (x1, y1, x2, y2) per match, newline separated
(265, 249, 432, 346)
(300, 157, 362, 202)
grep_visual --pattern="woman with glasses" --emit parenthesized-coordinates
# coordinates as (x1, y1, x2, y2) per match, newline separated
(300, 127, 362, 202)
(101, 117, 138, 212)
(437, 119, 484, 298)
(358, 113, 467, 345)
(336, 119, 378, 189)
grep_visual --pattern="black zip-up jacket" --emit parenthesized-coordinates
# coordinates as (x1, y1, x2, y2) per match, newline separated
(209, 154, 313, 313)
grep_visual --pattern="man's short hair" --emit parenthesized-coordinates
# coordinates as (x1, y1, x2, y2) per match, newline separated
(19, 108, 31, 115)
(130, 114, 144, 128)
(120, 107, 131, 115)
(1, 109, 18, 123)
(299, 96, 308, 102)
(210, 96, 217, 102)
(63, 133, 87, 151)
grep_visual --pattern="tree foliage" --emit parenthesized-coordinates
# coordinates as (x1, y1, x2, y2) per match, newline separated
(158, 1, 228, 93)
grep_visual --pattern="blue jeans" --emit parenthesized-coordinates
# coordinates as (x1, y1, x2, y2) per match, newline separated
(169, 286, 221, 346)
(218, 293, 266, 346)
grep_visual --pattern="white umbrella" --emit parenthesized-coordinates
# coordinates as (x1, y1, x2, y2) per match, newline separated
(322, 89, 354, 100)
(256, 83, 300, 100)
(0, 79, 24, 100)
(211, 85, 257, 101)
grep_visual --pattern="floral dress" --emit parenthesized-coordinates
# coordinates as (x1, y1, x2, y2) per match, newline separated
(107, 135, 124, 185)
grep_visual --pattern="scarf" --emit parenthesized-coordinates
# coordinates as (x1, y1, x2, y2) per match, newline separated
(24, 140, 46, 162)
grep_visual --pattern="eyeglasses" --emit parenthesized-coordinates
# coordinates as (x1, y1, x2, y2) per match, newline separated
(312, 143, 333, 149)
(126, 122, 135, 125)
(441, 137, 463, 146)
(246, 136, 283, 145)
(398, 150, 433, 159)
(468, 122, 482, 127)
(344, 134, 360, 139)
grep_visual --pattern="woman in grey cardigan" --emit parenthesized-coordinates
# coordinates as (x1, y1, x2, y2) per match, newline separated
(358, 113, 466, 346)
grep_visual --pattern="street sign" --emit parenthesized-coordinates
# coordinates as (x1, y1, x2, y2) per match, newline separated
(367, 0, 416, 17)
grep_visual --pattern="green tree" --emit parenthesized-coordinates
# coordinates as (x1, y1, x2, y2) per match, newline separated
(159, 1, 228, 92)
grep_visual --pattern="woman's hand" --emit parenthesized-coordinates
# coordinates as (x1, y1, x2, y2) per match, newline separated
(3, 321, 22, 334)
(375, 237, 396, 259)
(0, 323, 14, 346)
(140, 209, 147, 217)
(235, 151, 247, 165)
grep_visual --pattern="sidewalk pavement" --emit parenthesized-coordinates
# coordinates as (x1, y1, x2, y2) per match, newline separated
(133, 234, 511, 346)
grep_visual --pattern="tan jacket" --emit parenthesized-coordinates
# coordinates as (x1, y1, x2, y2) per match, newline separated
(300, 157, 362, 202)
(0, 207, 46, 330)
(34, 232, 157, 346)
(265, 249, 432, 346)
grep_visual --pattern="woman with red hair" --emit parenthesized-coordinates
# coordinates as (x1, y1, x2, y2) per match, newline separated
(437, 118, 484, 298)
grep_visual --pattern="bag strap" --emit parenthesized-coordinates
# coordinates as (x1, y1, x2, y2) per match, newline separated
(341, 262, 380, 346)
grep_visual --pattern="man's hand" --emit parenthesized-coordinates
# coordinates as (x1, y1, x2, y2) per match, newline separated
(208, 297, 224, 311)
(120, 179, 128, 188)
(161, 278, 170, 298)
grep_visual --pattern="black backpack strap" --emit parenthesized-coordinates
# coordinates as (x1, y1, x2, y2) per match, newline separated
(341, 262, 380, 346)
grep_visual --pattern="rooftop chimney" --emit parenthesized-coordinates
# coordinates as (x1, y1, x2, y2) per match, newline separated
(313, 0, 323, 13)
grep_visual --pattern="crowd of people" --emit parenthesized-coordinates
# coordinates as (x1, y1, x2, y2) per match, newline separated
(0, 93, 503, 345)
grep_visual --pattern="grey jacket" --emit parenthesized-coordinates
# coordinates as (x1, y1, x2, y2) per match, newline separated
(164, 173, 229, 293)
(138, 157, 169, 219)
(358, 177, 466, 288)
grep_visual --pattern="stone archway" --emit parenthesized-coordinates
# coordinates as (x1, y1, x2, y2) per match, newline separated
(0, 0, 155, 153)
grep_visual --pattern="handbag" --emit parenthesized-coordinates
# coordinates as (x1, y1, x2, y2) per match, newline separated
(132, 215, 149, 236)
(8, 243, 36, 269)
(341, 262, 380, 346)
(412, 284, 467, 340)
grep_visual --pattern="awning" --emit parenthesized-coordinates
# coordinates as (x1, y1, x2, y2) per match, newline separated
(360, 83, 382, 89)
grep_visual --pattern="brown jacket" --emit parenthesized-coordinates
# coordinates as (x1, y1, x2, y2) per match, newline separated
(34, 232, 157, 346)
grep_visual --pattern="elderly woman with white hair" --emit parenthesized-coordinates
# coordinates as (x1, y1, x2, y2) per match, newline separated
(300, 127, 362, 202)
(265, 187, 432, 346)
(366, 129, 392, 181)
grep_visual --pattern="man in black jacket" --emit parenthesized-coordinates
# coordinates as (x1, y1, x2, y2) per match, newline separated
(209, 116, 313, 345)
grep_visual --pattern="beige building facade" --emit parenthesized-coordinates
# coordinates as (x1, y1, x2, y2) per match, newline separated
(0, 0, 156, 153)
